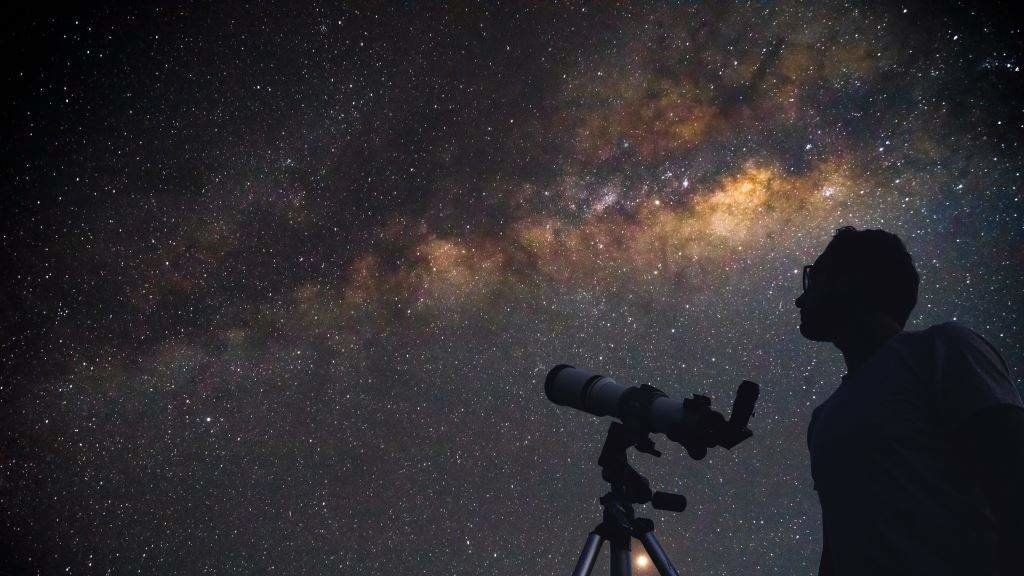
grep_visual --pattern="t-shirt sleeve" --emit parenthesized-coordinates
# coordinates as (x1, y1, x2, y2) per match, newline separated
(932, 322, 1023, 432)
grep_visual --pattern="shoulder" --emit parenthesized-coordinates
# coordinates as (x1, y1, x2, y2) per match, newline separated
(925, 321, 1003, 359)
(898, 321, 1013, 388)
(926, 320, 982, 339)
(921, 321, 1022, 427)
(925, 321, 1017, 388)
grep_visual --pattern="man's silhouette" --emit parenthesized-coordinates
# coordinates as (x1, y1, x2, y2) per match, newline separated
(795, 226, 1024, 576)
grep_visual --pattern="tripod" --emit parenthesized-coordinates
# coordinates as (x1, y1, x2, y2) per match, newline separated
(569, 421, 688, 576)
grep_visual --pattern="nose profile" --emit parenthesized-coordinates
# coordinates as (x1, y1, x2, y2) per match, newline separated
(795, 292, 804, 308)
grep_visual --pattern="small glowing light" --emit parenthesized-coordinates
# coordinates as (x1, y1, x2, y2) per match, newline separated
(635, 554, 651, 569)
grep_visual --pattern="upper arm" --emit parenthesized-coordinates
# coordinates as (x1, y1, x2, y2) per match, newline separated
(954, 403, 1024, 503)
(953, 402, 1024, 576)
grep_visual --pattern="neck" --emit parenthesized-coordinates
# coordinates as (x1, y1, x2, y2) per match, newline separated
(834, 313, 903, 376)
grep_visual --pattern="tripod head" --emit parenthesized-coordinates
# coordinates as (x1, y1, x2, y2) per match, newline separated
(598, 421, 689, 513)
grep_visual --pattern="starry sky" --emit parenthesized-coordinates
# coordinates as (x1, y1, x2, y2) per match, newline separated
(2, 2, 1023, 574)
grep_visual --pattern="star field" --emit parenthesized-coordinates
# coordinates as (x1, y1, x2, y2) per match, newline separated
(2, 3, 1023, 574)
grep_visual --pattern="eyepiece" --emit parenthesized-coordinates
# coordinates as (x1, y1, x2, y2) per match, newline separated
(729, 380, 759, 429)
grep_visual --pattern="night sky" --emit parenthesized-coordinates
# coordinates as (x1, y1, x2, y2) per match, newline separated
(3, 2, 1023, 574)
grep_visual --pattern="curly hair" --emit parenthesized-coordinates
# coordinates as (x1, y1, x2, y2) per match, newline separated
(821, 226, 920, 328)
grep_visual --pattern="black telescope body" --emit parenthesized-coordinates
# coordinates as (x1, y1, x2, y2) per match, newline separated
(545, 364, 759, 458)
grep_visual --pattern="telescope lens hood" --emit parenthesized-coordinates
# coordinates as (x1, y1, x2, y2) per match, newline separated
(545, 364, 576, 405)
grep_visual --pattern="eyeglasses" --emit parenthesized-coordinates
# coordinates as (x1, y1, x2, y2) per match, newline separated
(802, 264, 814, 291)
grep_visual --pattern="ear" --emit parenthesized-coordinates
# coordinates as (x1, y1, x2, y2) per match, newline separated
(831, 271, 853, 296)
(833, 272, 872, 312)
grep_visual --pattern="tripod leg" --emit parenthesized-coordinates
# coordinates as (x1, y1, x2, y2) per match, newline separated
(609, 534, 631, 576)
(637, 531, 679, 576)
(571, 532, 604, 576)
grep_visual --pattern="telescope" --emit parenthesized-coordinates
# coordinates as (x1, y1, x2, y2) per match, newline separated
(544, 365, 760, 576)
(545, 364, 759, 459)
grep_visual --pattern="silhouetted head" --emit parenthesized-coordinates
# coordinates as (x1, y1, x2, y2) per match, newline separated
(795, 226, 919, 343)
